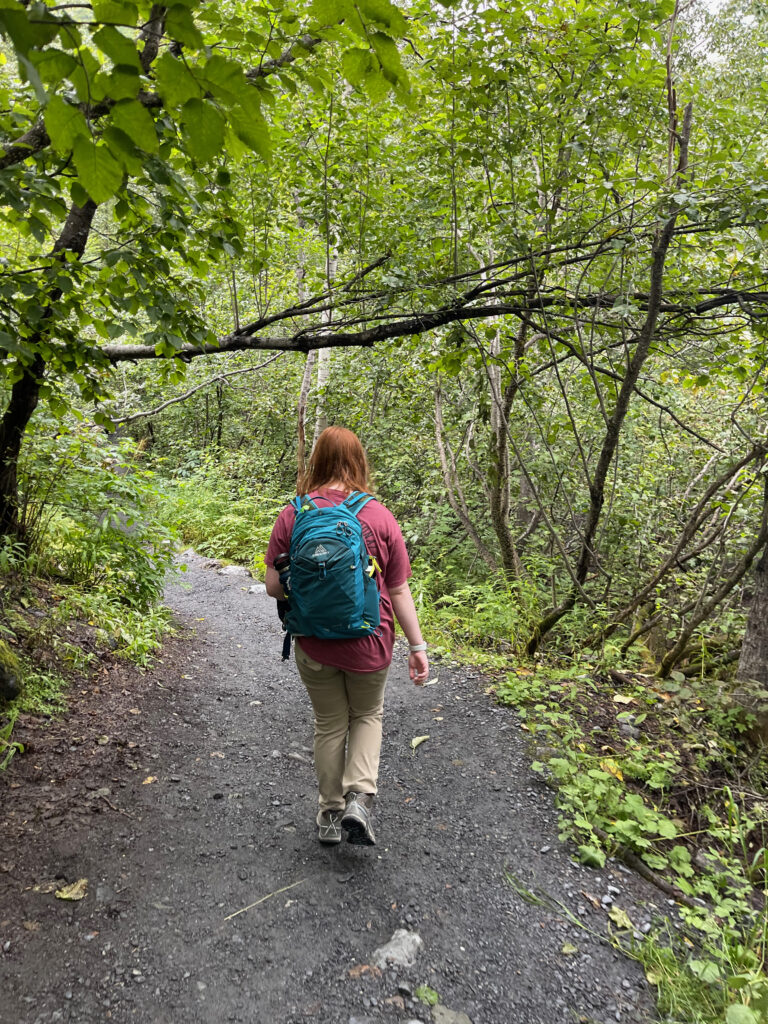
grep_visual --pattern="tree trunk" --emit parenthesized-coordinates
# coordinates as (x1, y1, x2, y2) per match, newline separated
(0, 356, 45, 537)
(737, 479, 768, 687)
(296, 350, 316, 488)
(732, 478, 768, 744)
(313, 254, 336, 446)
(526, 103, 693, 655)
(0, 200, 97, 540)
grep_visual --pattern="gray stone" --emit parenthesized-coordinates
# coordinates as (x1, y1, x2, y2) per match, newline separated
(217, 564, 250, 577)
(432, 1006, 473, 1024)
(371, 929, 423, 969)
(248, 583, 267, 593)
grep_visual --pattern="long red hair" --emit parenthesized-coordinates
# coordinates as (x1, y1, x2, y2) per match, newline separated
(300, 426, 371, 494)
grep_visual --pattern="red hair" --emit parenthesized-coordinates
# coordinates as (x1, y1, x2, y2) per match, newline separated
(301, 426, 371, 494)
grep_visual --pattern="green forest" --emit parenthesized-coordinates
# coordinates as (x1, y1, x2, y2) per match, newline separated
(1, 0, 767, 1020)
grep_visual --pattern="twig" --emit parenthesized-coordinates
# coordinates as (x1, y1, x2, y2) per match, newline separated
(223, 878, 306, 921)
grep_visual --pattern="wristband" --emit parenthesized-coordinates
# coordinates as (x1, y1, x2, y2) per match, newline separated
(408, 642, 427, 652)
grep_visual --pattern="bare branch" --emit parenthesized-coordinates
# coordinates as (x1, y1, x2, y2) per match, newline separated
(110, 353, 284, 424)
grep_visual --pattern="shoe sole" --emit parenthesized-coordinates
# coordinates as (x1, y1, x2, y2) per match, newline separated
(318, 834, 342, 845)
(341, 812, 376, 846)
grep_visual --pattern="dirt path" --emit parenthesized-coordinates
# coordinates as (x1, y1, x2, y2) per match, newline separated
(1, 553, 664, 1024)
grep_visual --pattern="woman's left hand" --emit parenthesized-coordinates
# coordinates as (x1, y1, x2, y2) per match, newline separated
(408, 651, 429, 685)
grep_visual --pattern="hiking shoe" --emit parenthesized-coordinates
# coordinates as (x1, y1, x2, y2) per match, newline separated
(318, 810, 343, 844)
(341, 792, 376, 846)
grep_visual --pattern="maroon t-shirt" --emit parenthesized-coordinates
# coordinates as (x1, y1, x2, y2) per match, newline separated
(266, 489, 411, 672)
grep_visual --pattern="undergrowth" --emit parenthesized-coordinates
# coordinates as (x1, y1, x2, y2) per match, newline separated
(495, 665, 768, 1024)
(0, 427, 177, 768)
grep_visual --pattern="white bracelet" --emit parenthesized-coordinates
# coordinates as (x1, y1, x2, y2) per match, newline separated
(408, 642, 427, 652)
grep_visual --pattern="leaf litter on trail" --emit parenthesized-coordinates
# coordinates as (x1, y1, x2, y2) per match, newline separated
(348, 964, 382, 979)
(410, 735, 429, 752)
(32, 879, 62, 894)
(607, 905, 634, 930)
(55, 878, 88, 901)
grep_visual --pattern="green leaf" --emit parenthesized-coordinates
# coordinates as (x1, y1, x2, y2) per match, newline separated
(155, 52, 201, 109)
(414, 985, 439, 1007)
(342, 47, 372, 87)
(201, 54, 245, 100)
(577, 844, 606, 868)
(111, 99, 158, 153)
(364, 70, 391, 103)
(358, 0, 408, 34)
(229, 109, 271, 161)
(44, 95, 90, 155)
(102, 126, 145, 174)
(0, 6, 59, 57)
(725, 1006, 759, 1024)
(100, 65, 141, 101)
(165, 4, 204, 49)
(311, 0, 353, 22)
(72, 137, 124, 203)
(30, 49, 78, 85)
(607, 905, 633, 931)
(92, 0, 138, 25)
(92, 25, 141, 68)
(688, 959, 720, 984)
(180, 98, 225, 163)
(370, 31, 408, 86)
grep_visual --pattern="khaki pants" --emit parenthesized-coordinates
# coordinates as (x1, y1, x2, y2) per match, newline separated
(294, 642, 389, 821)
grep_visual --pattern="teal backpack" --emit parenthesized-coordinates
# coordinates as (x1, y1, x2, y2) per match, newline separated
(283, 491, 381, 640)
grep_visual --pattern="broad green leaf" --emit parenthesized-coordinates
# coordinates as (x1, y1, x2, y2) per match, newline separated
(44, 96, 89, 154)
(201, 54, 245, 100)
(725, 1006, 759, 1024)
(92, 25, 141, 68)
(72, 137, 124, 203)
(607, 905, 633, 930)
(30, 49, 78, 85)
(364, 70, 391, 103)
(341, 47, 371, 87)
(577, 844, 606, 868)
(155, 52, 201, 109)
(229, 109, 270, 161)
(92, 0, 138, 25)
(100, 65, 141, 101)
(70, 47, 107, 103)
(180, 98, 225, 163)
(311, 0, 353, 20)
(111, 100, 158, 153)
(166, 4, 204, 49)
(359, 0, 408, 36)
(0, 6, 59, 56)
(371, 31, 408, 87)
(102, 126, 145, 174)
(688, 959, 720, 984)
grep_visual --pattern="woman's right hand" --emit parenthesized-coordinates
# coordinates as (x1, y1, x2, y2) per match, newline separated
(409, 651, 429, 686)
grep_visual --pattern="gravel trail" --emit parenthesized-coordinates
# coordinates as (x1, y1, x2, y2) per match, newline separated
(0, 552, 664, 1024)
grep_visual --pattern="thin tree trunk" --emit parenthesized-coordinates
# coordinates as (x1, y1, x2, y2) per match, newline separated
(434, 386, 497, 569)
(526, 103, 694, 655)
(313, 254, 336, 446)
(735, 477, 768, 687)
(296, 351, 316, 488)
(658, 488, 768, 676)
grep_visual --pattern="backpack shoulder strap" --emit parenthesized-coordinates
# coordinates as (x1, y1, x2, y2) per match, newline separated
(344, 491, 375, 516)
(291, 494, 317, 515)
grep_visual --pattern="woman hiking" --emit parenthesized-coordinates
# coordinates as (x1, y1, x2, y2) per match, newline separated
(265, 426, 429, 847)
